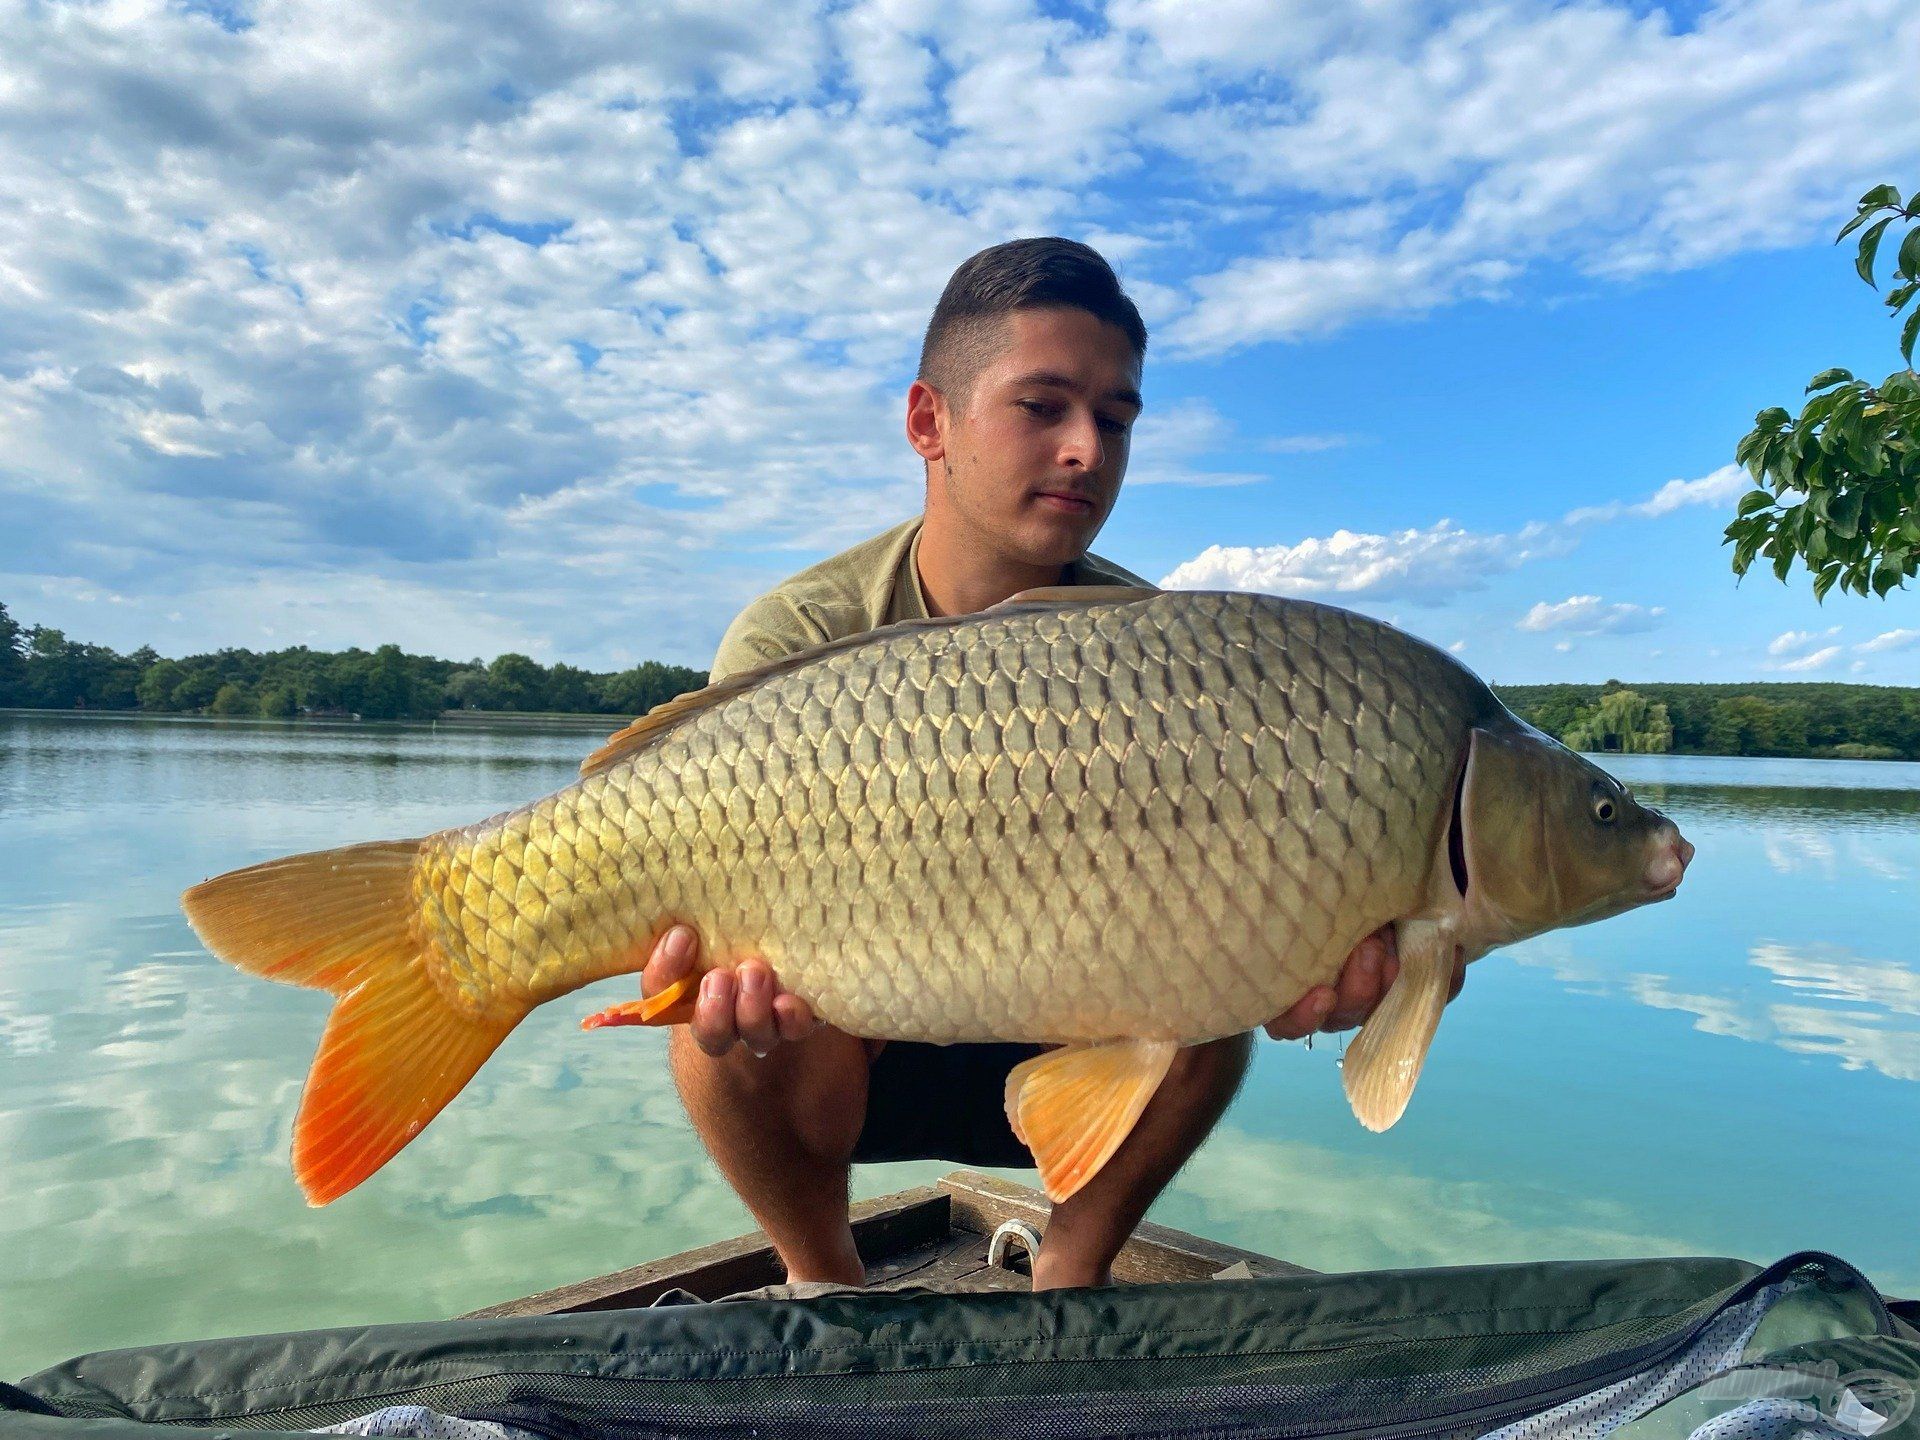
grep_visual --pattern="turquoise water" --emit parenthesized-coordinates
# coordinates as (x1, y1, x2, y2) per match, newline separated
(2, 713, 1916, 1375)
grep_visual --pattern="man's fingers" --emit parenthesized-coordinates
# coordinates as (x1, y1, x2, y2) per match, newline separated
(692, 969, 739, 1056)
(1324, 929, 1390, 1032)
(643, 924, 698, 998)
(735, 962, 779, 1057)
(773, 993, 818, 1044)
(1262, 986, 1335, 1041)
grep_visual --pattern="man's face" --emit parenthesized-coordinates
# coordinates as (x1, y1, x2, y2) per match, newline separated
(926, 306, 1142, 569)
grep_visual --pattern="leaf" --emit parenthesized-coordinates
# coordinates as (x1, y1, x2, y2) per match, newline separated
(1772, 544, 1795, 582)
(1754, 405, 1792, 429)
(1858, 216, 1895, 287)
(1807, 367, 1855, 391)
(1900, 226, 1920, 282)
(1830, 488, 1865, 539)
(1873, 563, 1903, 597)
(1813, 565, 1839, 602)
(1735, 488, 1773, 516)
(1858, 184, 1903, 211)
(1904, 306, 1920, 366)
(1806, 522, 1829, 566)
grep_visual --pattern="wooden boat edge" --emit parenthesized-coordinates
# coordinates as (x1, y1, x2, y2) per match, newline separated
(463, 1169, 1315, 1319)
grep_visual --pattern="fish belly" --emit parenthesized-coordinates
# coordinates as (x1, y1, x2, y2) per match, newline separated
(418, 593, 1478, 1044)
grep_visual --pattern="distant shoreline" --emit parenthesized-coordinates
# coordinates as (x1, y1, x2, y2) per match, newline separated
(6, 699, 1917, 765)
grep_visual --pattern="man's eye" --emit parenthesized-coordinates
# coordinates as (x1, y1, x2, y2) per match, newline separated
(1097, 415, 1129, 435)
(1017, 399, 1055, 417)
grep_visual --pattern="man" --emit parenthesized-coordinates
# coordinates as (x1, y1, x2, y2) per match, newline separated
(634, 238, 1456, 1291)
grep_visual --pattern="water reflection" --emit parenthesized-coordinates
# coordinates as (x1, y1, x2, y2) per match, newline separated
(2, 712, 1917, 1374)
(1515, 939, 1920, 1085)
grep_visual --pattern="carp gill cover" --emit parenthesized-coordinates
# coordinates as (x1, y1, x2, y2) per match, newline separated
(182, 588, 1692, 1206)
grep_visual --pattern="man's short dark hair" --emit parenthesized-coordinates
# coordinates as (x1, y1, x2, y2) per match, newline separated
(917, 238, 1147, 403)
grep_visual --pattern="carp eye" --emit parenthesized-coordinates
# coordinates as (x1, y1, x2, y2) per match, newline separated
(1590, 786, 1617, 825)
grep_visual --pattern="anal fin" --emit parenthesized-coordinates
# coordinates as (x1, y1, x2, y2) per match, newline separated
(1342, 919, 1458, 1132)
(1004, 1038, 1179, 1203)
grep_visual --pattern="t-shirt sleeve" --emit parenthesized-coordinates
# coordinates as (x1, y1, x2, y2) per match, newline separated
(710, 592, 830, 685)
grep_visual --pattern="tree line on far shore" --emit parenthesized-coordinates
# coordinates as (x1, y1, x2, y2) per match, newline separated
(0, 602, 707, 721)
(1498, 680, 1920, 761)
(3, 601, 1916, 759)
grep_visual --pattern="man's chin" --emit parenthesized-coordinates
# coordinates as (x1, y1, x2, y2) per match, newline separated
(1014, 507, 1105, 567)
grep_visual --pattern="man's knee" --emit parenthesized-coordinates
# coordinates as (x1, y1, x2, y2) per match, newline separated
(668, 1026, 872, 1161)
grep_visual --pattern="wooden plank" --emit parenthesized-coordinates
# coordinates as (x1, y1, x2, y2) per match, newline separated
(464, 1186, 951, 1318)
(936, 1170, 1318, 1284)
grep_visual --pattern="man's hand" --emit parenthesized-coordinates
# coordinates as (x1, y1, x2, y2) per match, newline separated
(643, 925, 819, 1058)
(1261, 925, 1466, 1041)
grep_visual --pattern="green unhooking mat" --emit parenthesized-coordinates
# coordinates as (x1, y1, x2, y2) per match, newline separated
(6, 1251, 1918, 1438)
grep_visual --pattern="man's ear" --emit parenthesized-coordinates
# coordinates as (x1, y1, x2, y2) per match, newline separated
(905, 379, 948, 463)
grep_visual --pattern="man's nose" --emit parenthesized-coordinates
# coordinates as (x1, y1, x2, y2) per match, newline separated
(1060, 412, 1104, 470)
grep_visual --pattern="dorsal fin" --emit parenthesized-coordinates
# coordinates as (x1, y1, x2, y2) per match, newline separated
(578, 585, 1162, 779)
(579, 613, 971, 778)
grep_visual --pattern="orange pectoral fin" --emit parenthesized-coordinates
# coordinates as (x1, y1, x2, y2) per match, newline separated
(1003, 1038, 1180, 1203)
(580, 973, 699, 1030)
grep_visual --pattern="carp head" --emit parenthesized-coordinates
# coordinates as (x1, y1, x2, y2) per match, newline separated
(1451, 721, 1692, 949)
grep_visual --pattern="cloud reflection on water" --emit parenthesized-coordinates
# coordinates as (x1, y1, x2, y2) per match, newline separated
(1519, 939, 1920, 1085)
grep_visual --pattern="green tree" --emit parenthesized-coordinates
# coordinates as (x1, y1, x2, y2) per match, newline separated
(359, 644, 421, 720)
(598, 659, 708, 717)
(0, 602, 25, 704)
(443, 665, 492, 710)
(1726, 183, 1920, 599)
(208, 682, 254, 716)
(486, 652, 546, 711)
(1562, 688, 1674, 753)
(257, 683, 298, 718)
(169, 666, 222, 711)
(545, 662, 595, 714)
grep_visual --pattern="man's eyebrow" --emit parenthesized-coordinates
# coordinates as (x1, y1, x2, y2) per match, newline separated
(1008, 370, 1144, 411)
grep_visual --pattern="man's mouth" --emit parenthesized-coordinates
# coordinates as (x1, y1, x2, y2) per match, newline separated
(1033, 491, 1096, 515)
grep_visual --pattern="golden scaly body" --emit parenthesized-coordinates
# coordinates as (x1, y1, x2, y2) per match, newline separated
(413, 591, 1495, 1044)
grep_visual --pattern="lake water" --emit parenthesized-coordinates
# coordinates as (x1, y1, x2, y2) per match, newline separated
(3, 711, 1917, 1375)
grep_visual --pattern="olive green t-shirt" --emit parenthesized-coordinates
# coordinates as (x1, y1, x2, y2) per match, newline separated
(710, 517, 1152, 682)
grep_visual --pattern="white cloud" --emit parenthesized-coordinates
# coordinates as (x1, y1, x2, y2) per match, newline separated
(1632, 467, 1751, 517)
(1517, 595, 1665, 635)
(0, 0, 1913, 665)
(1160, 463, 1734, 607)
(1448, 639, 1468, 654)
(1858, 628, 1920, 654)
(1768, 626, 1842, 657)
(1773, 645, 1844, 673)
(1563, 465, 1748, 525)
(1159, 518, 1563, 602)
(1123, 398, 1265, 488)
(1156, 5, 1920, 353)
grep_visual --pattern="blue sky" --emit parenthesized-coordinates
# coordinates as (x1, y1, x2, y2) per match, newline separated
(1, 0, 1916, 682)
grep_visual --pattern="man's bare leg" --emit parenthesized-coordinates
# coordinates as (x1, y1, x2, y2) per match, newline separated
(1030, 1031, 1255, 1291)
(667, 1024, 873, 1285)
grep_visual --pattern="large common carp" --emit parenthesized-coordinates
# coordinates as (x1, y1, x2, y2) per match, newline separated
(184, 587, 1691, 1206)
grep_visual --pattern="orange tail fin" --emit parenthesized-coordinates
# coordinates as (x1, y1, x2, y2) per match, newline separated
(182, 840, 518, 1206)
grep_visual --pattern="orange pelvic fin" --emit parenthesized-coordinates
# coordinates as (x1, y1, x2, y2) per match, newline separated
(581, 973, 699, 1030)
(182, 839, 518, 1206)
(1004, 1038, 1180, 1204)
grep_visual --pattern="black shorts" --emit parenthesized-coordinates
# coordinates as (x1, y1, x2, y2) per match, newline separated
(852, 1039, 1048, 1169)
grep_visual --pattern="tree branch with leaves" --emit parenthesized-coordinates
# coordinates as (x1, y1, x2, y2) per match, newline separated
(1725, 183, 1920, 600)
